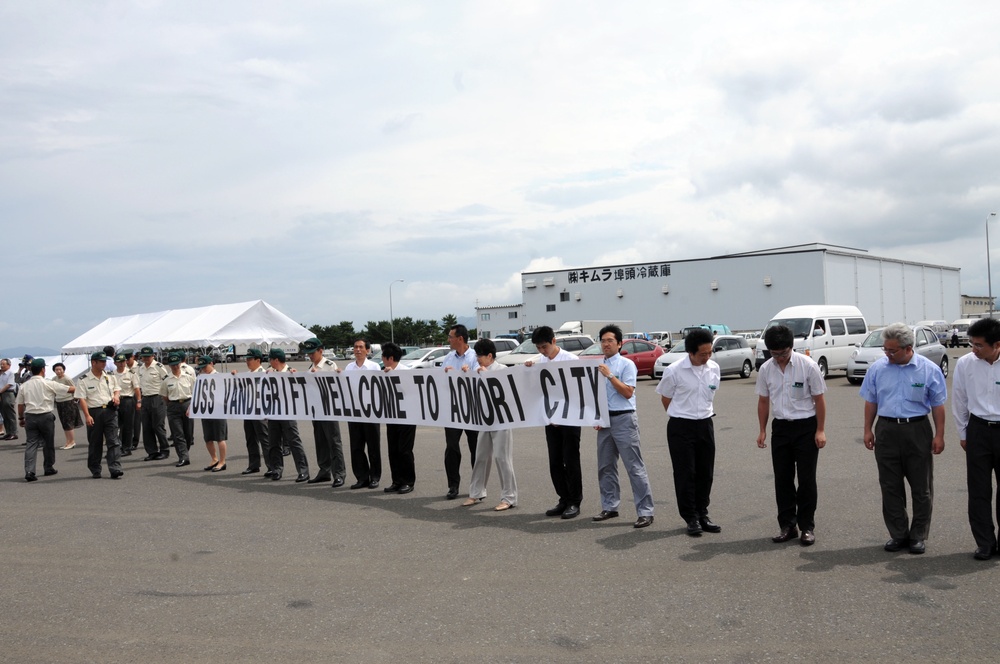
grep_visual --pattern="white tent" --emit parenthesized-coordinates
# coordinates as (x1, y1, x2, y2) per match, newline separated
(61, 300, 313, 355)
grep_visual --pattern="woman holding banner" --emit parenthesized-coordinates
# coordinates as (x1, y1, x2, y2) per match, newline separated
(462, 338, 518, 511)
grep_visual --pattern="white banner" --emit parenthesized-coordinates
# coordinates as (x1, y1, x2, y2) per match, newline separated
(189, 364, 610, 431)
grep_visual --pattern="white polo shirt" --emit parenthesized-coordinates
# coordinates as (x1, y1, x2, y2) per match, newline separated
(654, 354, 720, 420)
(755, 352, 826, 420)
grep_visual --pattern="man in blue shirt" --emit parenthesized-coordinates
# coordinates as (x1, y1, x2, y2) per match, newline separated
(592, 325, 654, 528)
(860, 323, 947, 555)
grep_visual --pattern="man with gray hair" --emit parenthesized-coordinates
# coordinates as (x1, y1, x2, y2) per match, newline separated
(860, 322, 947, 555)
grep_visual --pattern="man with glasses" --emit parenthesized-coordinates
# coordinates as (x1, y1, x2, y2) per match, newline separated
(592, 325, 654, 528)
(860, 322, 947, 555)
(655, 328, 722, 537)
(440, 324, 479, 500)
(952, 317, 1000, 560)
(755, 325, 827, 546)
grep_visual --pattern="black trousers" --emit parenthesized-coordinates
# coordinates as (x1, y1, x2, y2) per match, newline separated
(312, 420, 346, 481)
(770, 416, 820, 531)
(243, 419, 268, 470)
(131, 397, 141, 448)
(141, 394, 169, 455)
(166, 400, 191, 462)
(386, 423, 416, 486)
(24, 411, 56, 476)
(117, 396, 135, 453)
(444, 427, 478, 491)
(266, 420, 309, 476)
(966, 416, 1000, 549)
(348, 421, 381, 483)
(545, 424, 582, 507)
(667, 417, 715, 522)
(87, 407, 122, 474)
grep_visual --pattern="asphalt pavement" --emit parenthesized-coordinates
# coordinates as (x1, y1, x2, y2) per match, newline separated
(2, 349, 997, 662)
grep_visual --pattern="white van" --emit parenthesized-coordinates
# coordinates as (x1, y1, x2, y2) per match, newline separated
(758, 305, 869, 377)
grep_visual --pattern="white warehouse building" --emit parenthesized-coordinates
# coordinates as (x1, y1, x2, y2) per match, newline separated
(501, 244, 961, 335)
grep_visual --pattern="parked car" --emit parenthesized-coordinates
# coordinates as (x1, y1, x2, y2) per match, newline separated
(579, 338, 664, 377)
(649, 331, 673, 348)
(739, 331, 762, 350)
(846, 325, 947, 385)
(497, 334, 594, 366)
(401, 346, 451, 369)
(652, 334, 754, 379)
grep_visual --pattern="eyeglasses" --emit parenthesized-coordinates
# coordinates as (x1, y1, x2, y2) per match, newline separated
(769, 349, 792, 358)
(882, 347, 903, 356)
(600, 338, 618, 344)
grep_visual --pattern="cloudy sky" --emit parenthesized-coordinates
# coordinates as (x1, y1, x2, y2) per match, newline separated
(3, 1, 1000, 351)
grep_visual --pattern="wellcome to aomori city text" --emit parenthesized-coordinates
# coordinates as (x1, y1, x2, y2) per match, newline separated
(190, 364, 610, 432)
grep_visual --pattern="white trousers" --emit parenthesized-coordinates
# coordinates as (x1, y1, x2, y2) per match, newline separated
(468, 428, 517, 506)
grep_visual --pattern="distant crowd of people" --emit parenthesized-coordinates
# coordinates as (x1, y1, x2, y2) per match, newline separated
(7, 318, 1000, 561)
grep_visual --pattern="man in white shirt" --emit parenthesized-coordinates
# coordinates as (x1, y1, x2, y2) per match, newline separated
(655, 328, 722, 537)
(526, 326, 583, 519)
(441, 324, 479, 499)
(755, 325, 827, 546)
(16, 358, 74, 481)
(344, 338, 382, 489)
(952, 317, 1000, 560)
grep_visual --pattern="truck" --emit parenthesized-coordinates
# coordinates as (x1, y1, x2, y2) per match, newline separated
(555, 320, 633, 337)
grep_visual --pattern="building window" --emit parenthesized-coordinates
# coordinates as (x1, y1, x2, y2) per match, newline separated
(480, 313, 490, 321)
(508, 311, 518, 319)
(560, 292, 569, 302)
(546, 304, 556, 312)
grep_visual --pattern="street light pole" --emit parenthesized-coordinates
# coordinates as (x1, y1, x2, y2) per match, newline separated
(989, 213, 997, 318)
(389, 279, 404, 343)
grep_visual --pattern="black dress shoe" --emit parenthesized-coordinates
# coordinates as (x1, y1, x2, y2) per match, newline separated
(884, 537, 909, 552)
(91, 471, 102, 479)
(699, 516, 722, 533)
(25, 473, 37, 482)
(446, 487, 459, 499)
(908, 539, 926, 554)
(43, 469, 58, 477)
(307, 475, 331, 484)
(332, 477, 345, 488)
(592, 510, 619, 522)
(974, 545, 994, 561)
(160, 451, 170, 459)
(384, 484, 402, 493)
(175, 459, 191, 467)
(800, 529, 815, 546)
(772, 526, 799, 543)
(634, 516, 654, 528)
(121, 449, 132, 457)
(263, 470, 275, 478)
(350, 480, 368, 489)
(545, 503, 568, 517)
(110, 470, 124, 479)
(368, 479, 380, 489)
(561, 505, 580, 519)
(397, 484, 413, 494)
(281, 448, 291, 456)
(211, 464, 226, 473)
(271, 473, 282, 481)
(686, 519, 703, 537)
(142, 454, 159, 461)
(295, 473, 309, 483)
(242, 467, 260, 475)
(204, 463, 219, 471)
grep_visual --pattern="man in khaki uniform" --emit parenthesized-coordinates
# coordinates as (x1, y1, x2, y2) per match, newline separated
(303, 338, 346, 487)
(16, 358, 74, 481)
(137, 346, 170, 460)
(233, 348, 269, 475)
(124, 350, 142, 450)
(114, 352, 140, 457)
(161, 351, 195, 468)
(76, 351, 124, 479)
(265, 348, 310, 483)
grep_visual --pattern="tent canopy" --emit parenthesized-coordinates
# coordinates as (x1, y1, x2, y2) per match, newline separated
(61, 300, 313, 355)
